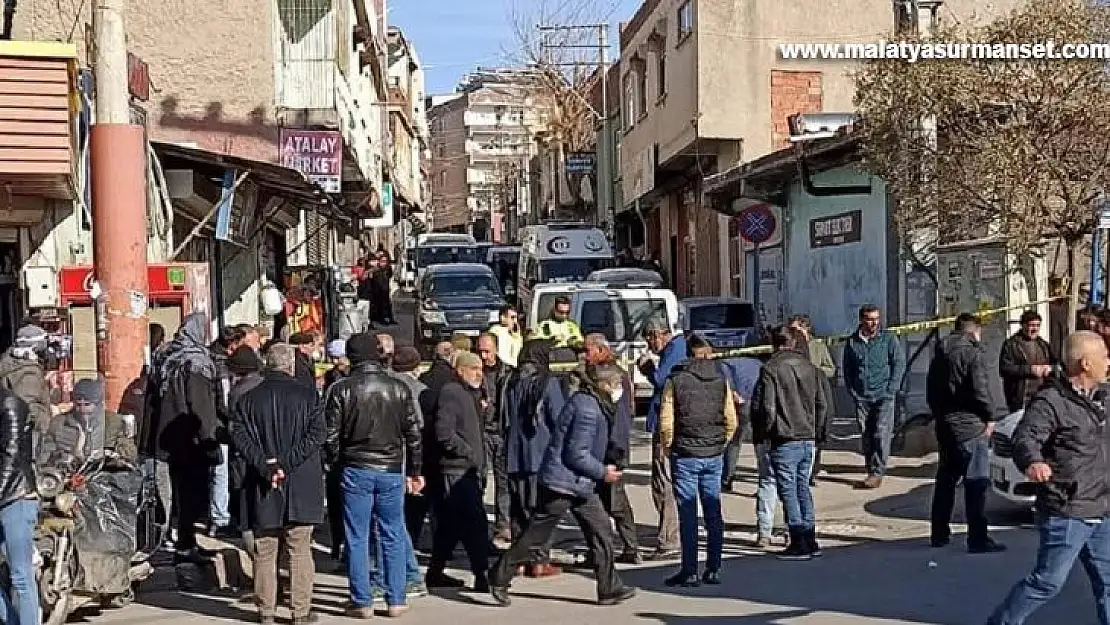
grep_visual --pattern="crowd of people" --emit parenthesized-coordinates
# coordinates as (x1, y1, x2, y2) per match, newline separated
(0, 274, 1108, 625)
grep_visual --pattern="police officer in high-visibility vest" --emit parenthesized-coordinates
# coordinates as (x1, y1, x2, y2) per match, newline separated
(537, 295, 583, 349)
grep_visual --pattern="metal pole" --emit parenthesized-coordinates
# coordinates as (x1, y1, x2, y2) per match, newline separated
(752, 240, 762, 335)
(1092, 227, 1104, 306)
(91, 0, 150, 411)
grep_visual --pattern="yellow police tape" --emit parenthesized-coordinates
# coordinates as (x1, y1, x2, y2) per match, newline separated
(412, 296, 1066, 372)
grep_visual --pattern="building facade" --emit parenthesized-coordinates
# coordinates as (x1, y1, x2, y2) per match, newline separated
(618, 0, 1022, 298)
(12, 0, 397, 342)
(427, 68, 546, 241)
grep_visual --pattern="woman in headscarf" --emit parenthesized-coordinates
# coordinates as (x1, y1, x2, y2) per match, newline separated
(501, 338, 567, 578)
(150, 312, 223, 562)
(38, 378, 136, 465)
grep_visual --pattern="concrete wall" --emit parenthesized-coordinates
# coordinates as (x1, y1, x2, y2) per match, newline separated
(784, 165, 888, 338)
(15, 0, 279, 162)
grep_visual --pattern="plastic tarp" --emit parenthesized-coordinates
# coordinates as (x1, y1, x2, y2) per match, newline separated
(72, 467, 142, 594)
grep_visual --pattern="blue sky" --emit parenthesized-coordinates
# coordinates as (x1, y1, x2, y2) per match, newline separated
(388, 0, 643, 94)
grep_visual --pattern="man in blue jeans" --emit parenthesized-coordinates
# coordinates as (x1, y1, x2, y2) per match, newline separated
(0, 386, 38, 625)
(658, 334, 738, 587)
(988, 331, 1110, 625)
(325, 334, 425, 619)
(752, 326, 830, 561)
(843, 304, 905, 489)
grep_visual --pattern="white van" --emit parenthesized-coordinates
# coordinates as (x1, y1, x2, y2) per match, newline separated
(524, 282, 680, 399)
(517, 223, 613, 308)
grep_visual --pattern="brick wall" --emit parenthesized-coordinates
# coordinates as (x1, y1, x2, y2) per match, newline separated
(770, 70, 823, 148)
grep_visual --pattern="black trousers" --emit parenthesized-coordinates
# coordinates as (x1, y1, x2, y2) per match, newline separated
(325, 467, 344, 554)
(170, 458, 211, 551)
(484, 433, 511, 534)
(405, 490, 432, 550)
(491, 486, 621, 598)
(931, 431, 991, 547)
(508, 473, 554, 563)
(600, 480, 638, 554)
(430, 471, 489, 575)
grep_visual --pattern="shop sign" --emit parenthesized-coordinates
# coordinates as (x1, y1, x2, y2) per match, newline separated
(279, 129, 343, 193)
(59, 265, 189, 301)
(127, 52, 150, 101)
(810, 210, 863, 248)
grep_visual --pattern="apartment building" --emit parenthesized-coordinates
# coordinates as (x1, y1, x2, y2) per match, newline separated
(386, 27, 430, 220)
(11, 0, 393, 329)
(427, 68, 546, 240)
(618, 0, 1021, 298)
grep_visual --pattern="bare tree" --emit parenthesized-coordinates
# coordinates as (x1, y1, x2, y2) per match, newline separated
(856, 0, 1110, 329)
(505, 0, 620, 219)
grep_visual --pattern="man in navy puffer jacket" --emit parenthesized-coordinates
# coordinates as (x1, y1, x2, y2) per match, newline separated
(488, 364, 637, 608)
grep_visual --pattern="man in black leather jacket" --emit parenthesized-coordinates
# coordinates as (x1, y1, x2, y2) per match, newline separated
(477, 332, 513, 546)
(325, 333, 424, 619)
(0, 388, 38, 625)
(926, 313, 1005, 554)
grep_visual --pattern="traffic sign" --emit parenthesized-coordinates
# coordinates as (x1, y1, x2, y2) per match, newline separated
(738, 204, 777, 245)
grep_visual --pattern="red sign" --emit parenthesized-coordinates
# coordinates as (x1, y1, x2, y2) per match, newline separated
(127, 52, 150, 102)
(59, 265, 189, 302)
(279, 129, 343, 193)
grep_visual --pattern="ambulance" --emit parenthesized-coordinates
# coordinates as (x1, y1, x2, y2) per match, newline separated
(516, 223, 613, 315)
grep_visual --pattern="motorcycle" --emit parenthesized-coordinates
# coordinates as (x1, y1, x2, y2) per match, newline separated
(2, 451, 159, 625)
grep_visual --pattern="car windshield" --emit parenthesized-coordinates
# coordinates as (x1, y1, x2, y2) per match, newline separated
(540, 257, 612, 283)
(417, 245, 480, 266)
(426, 273, 501, 297)
(688, 303, 756, 329)
(580, 298, 669, 342)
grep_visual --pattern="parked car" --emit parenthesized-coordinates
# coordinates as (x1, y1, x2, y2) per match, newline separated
(487, 245, 521, 301)
(679, 297, 759, 350)
(988, 410, 1037, 507)
(414, 263, 505, 357)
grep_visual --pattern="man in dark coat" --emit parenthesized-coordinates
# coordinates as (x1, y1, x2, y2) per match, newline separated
(226, 346, 265, 546)
(752, 325, 830, 561)
(408, 340, 456, 546)
(583, 333, 640, 564)
(501, 339, 566, 576)
(231, 343, 326, 625)
(999, 310, 1056, 413)
(426, 351, 490, 591)
(927, 313, 1006, 554)
(150, 312, 223, 561)
(289, 333, 319, 390)
(489, 364, 637, 607)
(477, 332, 513, 546)
(0, 386, 39, 625)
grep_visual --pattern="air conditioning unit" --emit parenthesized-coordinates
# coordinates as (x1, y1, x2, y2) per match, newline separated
(788, 113, 860, 142)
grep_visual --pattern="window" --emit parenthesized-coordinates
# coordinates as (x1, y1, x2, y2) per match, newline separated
(678, 1, 694, 40)
(687, 303, 756, 330)
(580, 299, 669, 342)
(436, 145, 445, 158)
(438, 171, 447, 187)
(634, 57, 647, 119)
(656, 49, 667, 99)
(427, 273, 501, 297)
(622, 71, 636, 129)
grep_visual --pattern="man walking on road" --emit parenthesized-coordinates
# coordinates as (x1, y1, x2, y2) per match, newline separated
(843, 304, 906, 489)
(230, 344, 326, 625)
(658, 334, 738, 586)
(324, 334, 424, 618)
(477, 333, 513, 547)
(926, 313, 1006, 554)
(999, 310, 1055, 413)
(426, 352, 490, 590)
(638, 318, 686, 560)
(752, 326, 830, 561)
(489, 364, 637, 607)
(987, 331, 1110, 625)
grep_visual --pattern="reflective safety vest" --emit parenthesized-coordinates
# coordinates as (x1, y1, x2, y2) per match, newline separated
(537, 318, 583, 349)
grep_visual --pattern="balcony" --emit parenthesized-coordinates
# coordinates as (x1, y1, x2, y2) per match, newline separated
(466, 167, 498, 185)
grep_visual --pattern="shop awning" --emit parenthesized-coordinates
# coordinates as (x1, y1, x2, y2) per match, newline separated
(153, 141, 331, 206)
(703, 133, 862, 213)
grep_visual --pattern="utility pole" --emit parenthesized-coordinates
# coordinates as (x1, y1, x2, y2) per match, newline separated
(91, 0, 149, 411)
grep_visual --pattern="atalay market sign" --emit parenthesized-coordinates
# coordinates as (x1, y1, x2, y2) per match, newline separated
(280, 129, 343, 193)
